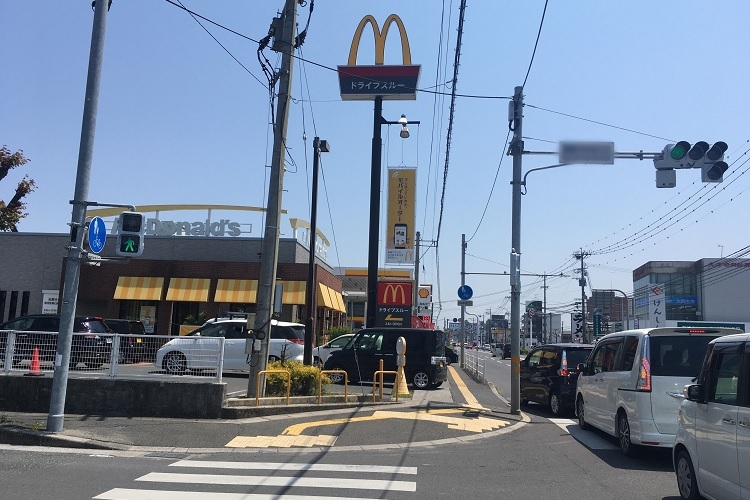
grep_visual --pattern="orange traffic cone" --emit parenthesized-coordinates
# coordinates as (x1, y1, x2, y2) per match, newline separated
(25, 347, 43, 377)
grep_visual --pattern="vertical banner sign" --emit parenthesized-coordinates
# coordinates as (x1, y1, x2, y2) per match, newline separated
(571, 311, 583, 341)
(376, 281, 412, 327)
(648, 284, 665, 328)
(386, 168, 416, 264)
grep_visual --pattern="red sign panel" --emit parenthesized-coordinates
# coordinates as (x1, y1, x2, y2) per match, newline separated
(378, 281, 412, 306)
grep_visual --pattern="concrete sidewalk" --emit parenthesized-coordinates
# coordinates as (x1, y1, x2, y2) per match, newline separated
(0, 365, 527, 452)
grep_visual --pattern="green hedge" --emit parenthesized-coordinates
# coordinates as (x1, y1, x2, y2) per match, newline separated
(265, 361, 331, 397)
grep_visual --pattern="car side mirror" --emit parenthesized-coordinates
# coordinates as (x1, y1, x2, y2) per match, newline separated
(684, 384, 704, 403)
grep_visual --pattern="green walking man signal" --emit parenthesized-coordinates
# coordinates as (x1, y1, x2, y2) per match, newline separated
(116, 211, 146, 257)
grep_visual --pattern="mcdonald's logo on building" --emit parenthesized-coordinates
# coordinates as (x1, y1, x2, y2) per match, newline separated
(378, 281, 413, 306)
(338, 14, 421, 101)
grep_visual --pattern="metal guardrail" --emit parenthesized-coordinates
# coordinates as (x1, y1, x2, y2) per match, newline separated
(255, 369, 290, 406)
(319, 369, 348, 404)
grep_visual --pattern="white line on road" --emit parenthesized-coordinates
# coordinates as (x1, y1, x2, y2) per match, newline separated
(95, 489, 380, 500)
(169, 460, 418, 474)
(549, 418, 619, 451)
(136, 472, 417, 491)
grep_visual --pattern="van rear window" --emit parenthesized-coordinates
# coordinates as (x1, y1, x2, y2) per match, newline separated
(649, 335, 718, 377)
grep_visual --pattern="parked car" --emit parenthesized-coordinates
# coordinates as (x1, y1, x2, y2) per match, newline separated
(323, 328, 447, 389)
(0, 314, 110, 369)
(496, 343, 511, 359)
(104, 319, 148, 363)
(445, 346, 459, 364)
(155, 318, 305, 375)
(313, 333, 354, 366)
(520, 343, 594, 416)
(575, 326, 741, 456)
(673, 332, 750, 500)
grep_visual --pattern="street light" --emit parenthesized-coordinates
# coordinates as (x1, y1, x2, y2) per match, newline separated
(304, 137, 330, 365)
(365, 96, 419, 328)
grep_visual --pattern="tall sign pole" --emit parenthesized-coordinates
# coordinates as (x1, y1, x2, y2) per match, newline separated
(249, 0, 298, 397)
(47, 0, 109, 433)
(509, 85, 524, 415)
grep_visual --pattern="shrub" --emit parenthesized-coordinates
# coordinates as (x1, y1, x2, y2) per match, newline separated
(325, 326, 353, 340)
(265, 360, 331, 397)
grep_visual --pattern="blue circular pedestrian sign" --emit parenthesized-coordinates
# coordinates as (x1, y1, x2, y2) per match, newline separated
(457, 285, 473, 300)
(87, 216, 107, 254)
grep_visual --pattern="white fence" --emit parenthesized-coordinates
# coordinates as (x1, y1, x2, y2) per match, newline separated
(0, 330, 226, 382)
(462, 350, 486, 383)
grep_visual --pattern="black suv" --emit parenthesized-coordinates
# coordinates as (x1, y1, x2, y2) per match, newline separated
(0, 314, 110, 369)
(104, 319, 150, 362)
(520, 343, 594, 416)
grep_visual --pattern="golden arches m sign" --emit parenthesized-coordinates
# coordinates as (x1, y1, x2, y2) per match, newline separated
(338, 14, 421, 101)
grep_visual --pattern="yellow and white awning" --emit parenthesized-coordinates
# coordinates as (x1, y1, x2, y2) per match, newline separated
(279, 280, 306, 305)
(113, 276, 164, 301)
(214, 279, 258, 303)
(166, 278, 211, 302)
(317, 283, 346, 313)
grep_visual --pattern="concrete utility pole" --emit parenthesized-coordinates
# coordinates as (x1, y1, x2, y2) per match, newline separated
(574, 249, 590, 343)
(249, 0, 298, 397)
(460, 233, 467, 367)
(47, 0, 109, 433)
(509, 85, 524, 415)
(413, 231, 420, 317)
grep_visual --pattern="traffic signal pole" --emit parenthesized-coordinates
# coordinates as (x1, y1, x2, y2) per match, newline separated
(48, 0, 110, 433)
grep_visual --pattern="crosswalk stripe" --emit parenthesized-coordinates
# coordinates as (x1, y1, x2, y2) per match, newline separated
(169, 460, 418, 475)
(549, 418, 619, 451)
(94, 489, 382, 500)
(136, 472, 417, 492)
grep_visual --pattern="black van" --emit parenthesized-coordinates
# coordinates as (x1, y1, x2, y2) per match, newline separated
(323, 328, 448, 389)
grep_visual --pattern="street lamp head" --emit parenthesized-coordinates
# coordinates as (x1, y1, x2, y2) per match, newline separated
(398, 114, 410, 138)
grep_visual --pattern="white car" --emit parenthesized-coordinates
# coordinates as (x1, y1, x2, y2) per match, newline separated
(674, 332, 750, 500)
(576, 326, 740, 456)
(155, 318, 304, 374)
(313, 334, 354, 366)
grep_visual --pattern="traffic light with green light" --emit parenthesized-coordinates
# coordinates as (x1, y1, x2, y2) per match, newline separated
(653, 141, 729, 187)
(116, 212, 145, 257)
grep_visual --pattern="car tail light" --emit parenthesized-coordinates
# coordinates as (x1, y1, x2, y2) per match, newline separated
(637, 339, 651, 391)
(558, 351, 569, 376)
(290, 338, 304, 344)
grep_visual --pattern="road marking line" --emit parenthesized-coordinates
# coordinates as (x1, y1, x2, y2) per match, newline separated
(136, 472, 417, 491)
(96, 488, 383, 499)
(169, 460, 418, 474)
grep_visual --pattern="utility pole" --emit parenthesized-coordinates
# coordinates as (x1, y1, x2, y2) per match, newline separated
(460, 233, 467, 367)
(542, 274, 548, 343)
(47, 0, 109, 433)
(509, 85, 524, 415)
(249, 0, 298, 397)
(574, 249, 590, 343)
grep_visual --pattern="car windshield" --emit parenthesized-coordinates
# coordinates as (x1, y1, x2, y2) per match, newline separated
(78, 319, 110, 333)
(649, 335, 717, 377)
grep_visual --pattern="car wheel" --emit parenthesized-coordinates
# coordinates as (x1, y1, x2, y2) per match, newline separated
(412, 370, 430, 390)
(676, 449, 700, 500)
(163, 352, 187, 375)
(549, 391, 563, 417)
(576, 397, 590, 430)
(618, 412, 638, 456)
(326, 365, 346, 384)
(313, 356, 323, 367)
(268, 355, 280, 363)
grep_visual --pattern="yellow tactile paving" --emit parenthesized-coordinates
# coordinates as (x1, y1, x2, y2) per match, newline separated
(225, 434, 337, 448)
(448, 364, 487, 410)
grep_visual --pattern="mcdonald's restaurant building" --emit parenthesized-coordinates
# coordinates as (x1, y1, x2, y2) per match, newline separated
(0, 231, 346, 338)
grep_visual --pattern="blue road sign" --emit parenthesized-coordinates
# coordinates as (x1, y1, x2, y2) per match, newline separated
(457, 285, 473, 300)
(88, 216, 106, 254)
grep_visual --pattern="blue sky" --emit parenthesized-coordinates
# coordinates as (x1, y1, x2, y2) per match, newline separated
(4, 1, 750, 326)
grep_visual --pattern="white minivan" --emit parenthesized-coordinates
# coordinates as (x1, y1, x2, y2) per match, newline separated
(673, 332, 750, 500)
(575, 327, 741, 456)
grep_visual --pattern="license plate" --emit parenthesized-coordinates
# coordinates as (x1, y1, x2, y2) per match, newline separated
(136, 338, 142, 343)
